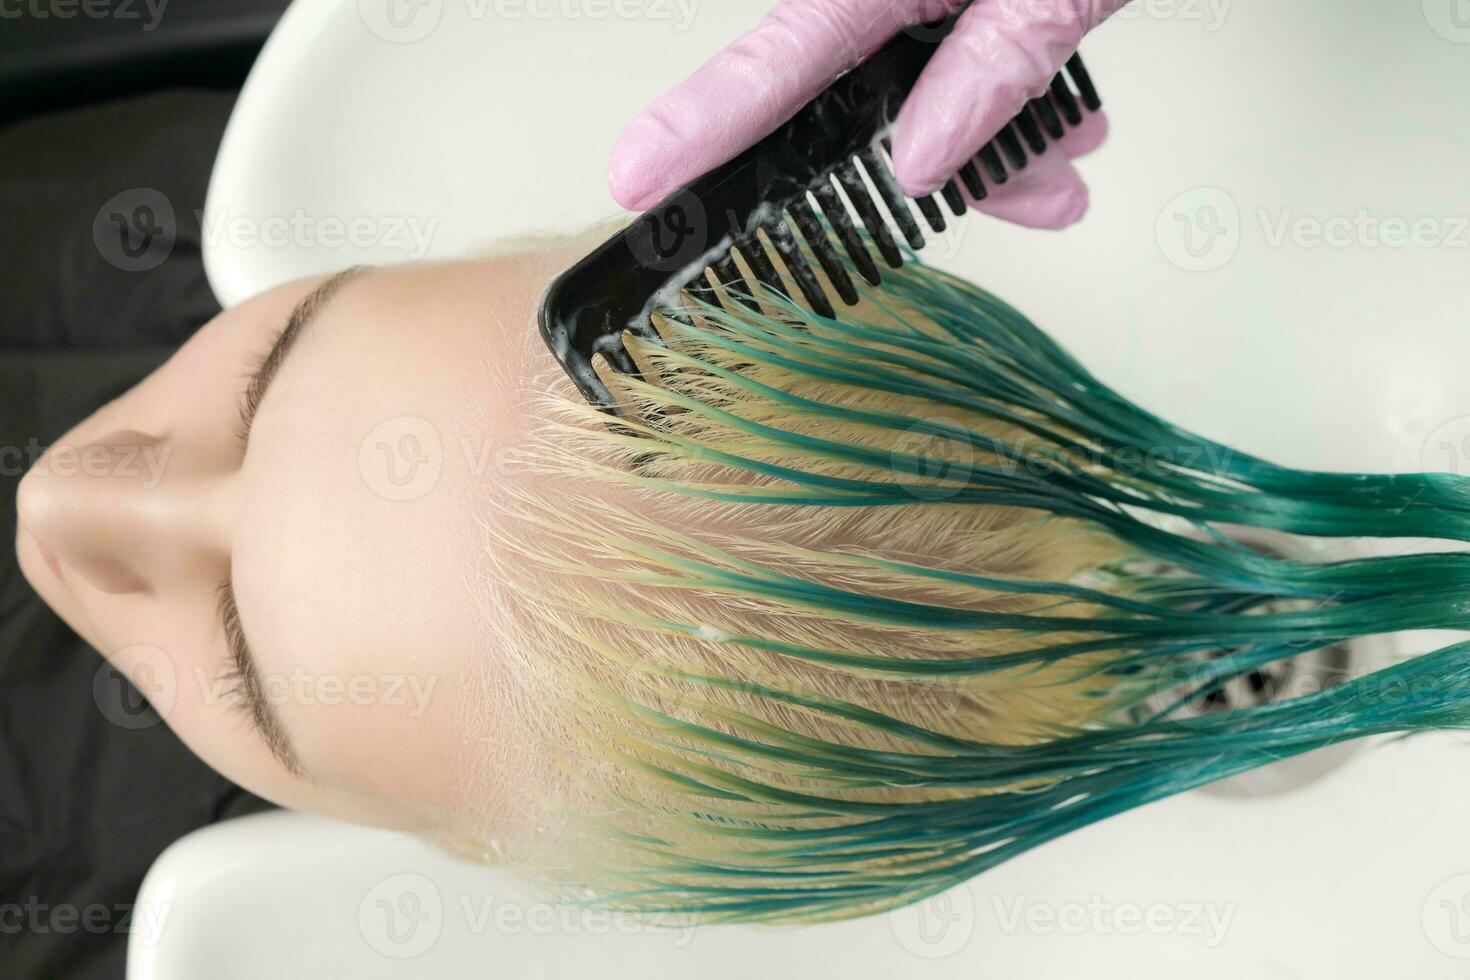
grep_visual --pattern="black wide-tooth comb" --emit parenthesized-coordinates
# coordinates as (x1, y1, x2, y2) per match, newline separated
(539, 12, 1102, 411)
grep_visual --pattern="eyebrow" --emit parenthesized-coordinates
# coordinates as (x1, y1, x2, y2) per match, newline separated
(218, 571, 302, 775)
(236, 265, 369, 445)
(220, 265, 368, 775)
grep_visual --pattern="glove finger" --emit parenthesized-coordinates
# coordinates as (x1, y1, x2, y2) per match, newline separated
(610, 0, 966, 211)
(1055, 107, 1108, 160)
(969, 141, 1089, 229)
(891, 0, 1128, 196)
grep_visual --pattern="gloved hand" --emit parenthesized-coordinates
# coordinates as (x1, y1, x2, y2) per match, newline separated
(609, 0, 1126, 230)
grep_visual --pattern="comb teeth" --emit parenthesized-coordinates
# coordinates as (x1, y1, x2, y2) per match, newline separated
(1065, 53, 1102, 112)
(976, 142, 1009, 186)
(1049, 71, 1083, 126)
(857, 146, 924, 250)
(1014, 109, 1047, 154)
(835, 162, 903, 269)
(957, 159, 987, 201)
(694, 57, 1103, 327)
(763, 217, 835, 319)
(538, 30, 1104, 412)
(994, 125, 1028, 171)
(710, 251, 758, 312)
(786, 198, 860, 305)
(939, 177, 968, 216)
(1029, 94, 1065, 140)
(735, 235, 787, 299)
(812, 180, 882, 287)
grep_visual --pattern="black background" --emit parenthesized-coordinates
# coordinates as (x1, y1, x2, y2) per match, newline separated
(1, 4, 291, 977)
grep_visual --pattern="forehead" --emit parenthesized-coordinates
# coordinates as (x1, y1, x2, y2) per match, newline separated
(228, 261, 529, 817)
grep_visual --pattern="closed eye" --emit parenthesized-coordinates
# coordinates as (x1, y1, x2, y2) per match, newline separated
(216, 569, 304, 776)
(234, 325, 287, 450)
(217, 266, 368, 776)
(233, 265, 369, 450)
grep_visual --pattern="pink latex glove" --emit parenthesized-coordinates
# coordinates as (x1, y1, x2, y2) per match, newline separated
(609, 0, 1127, 230)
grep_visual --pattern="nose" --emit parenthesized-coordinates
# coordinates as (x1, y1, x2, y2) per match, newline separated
(16, 429, 229, 594)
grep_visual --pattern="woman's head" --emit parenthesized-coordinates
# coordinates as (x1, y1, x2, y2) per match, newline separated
(13, 238, 1133, 916)
(14, 244, 586, 833)
(20, 233, 1470, 923)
